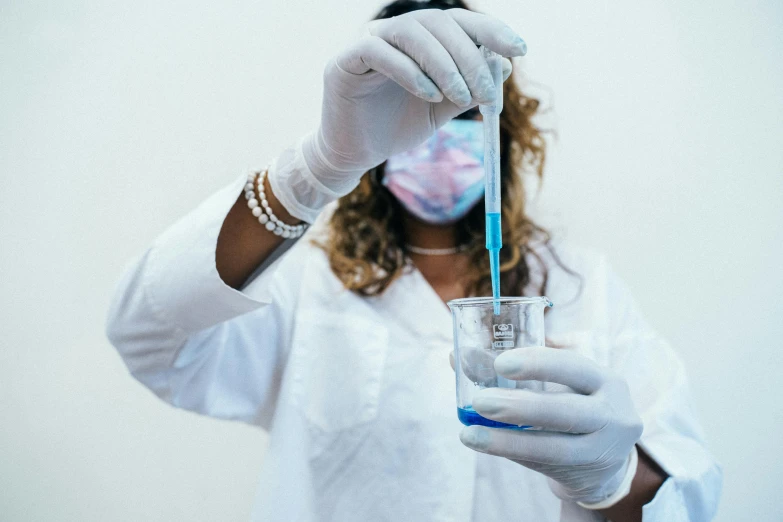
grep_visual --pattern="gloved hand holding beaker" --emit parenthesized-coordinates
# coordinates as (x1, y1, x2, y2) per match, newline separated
(457, 346, 644, 508)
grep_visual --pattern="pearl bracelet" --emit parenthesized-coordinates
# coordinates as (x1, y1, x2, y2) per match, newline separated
(244, 167, 307, 239)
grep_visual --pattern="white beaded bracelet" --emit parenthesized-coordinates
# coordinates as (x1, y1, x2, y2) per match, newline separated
(245, 166, 308, 239)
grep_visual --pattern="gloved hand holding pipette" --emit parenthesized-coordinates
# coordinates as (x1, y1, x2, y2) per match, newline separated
(269, 9, 520, 223)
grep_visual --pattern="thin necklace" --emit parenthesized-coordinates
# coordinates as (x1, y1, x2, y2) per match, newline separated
(405, 243, 470, 256)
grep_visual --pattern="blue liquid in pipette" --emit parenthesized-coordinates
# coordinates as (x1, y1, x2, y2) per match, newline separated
(485, 212, 502, 314)
(489, 249, 500, 312)
(458, 406, 531, 430)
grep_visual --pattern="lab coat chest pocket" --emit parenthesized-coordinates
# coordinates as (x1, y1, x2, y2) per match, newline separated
(290, 311, 390, 434)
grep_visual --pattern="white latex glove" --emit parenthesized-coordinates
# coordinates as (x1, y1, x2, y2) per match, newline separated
(269, 8, 525, 223)
(457, 347, 644, 506)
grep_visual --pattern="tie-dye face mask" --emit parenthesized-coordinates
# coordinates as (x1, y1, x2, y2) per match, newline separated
(382, 119, 485, 225)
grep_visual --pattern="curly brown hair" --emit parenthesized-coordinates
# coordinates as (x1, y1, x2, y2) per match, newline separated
(315, 0, 561, 299)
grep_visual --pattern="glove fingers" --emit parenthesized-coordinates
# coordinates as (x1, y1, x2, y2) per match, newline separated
(335, 35, 443, 103)
(472, 388, 609, 434)
(494, 347, 605, 395)
(411, 10, 498, 105)
(447, 8, 528, 58)
(501, 57, 513, 82)
(459, 348, 499, 388)
(431, 57, 513, 129)
(370, 17, 474, 108)
(460, 425, 588, 465)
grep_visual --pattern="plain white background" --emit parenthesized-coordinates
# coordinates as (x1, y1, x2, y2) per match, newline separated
(1, 0, 780, 520)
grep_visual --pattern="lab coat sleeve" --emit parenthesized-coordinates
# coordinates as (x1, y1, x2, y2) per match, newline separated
(601, 262, 723, 521)
(105, 172, 304, 430)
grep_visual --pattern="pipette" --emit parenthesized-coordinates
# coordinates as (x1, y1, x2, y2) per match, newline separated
(478, 46, 504, 315)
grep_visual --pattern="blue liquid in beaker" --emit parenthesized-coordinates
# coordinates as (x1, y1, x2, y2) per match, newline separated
(457, 406, 531, 430)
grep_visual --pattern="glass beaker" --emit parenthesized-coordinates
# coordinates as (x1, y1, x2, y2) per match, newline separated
(447, 296, 553, 430)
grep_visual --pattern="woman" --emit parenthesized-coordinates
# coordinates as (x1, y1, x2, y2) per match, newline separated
(105, 1, 722, 520)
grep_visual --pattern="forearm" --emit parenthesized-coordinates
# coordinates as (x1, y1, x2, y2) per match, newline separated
(598, 446, 669, 522)
(216, 170, 303, 289)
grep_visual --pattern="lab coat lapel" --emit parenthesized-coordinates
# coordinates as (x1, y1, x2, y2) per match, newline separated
(297, 252, 477, 520)
(371, 268, 478, 521)
(373, 266, 454, 346)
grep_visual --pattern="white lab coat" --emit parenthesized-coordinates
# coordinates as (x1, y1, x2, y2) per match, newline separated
(106, 172, 722, 522)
